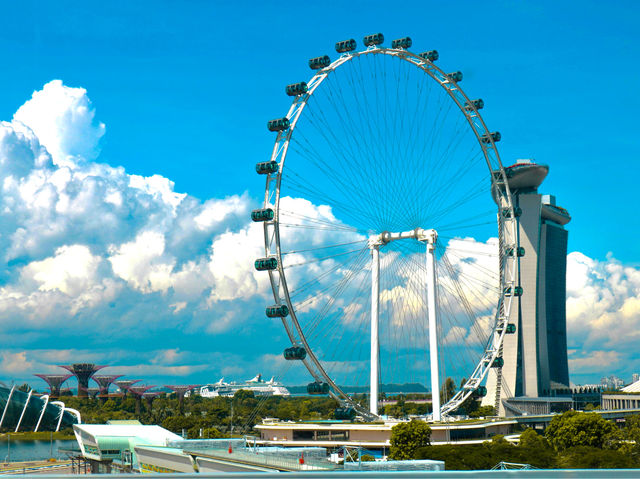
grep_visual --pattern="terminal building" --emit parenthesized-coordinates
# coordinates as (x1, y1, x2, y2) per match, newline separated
(485, 160, 572, 415)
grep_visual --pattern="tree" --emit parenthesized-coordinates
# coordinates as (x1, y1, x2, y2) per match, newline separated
(469, 405, 495, 418)
(389, 420, 432, 460)
(517, 428, 556, 468)
(440, 377, 457, 404)
(558, 446, 635, 469)
(545, 411, 617, 451)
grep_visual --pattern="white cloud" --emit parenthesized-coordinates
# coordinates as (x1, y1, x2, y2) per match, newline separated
(0, 81, 261, 336)
(566, 252, 640, 352)
(108, 231, 174, 293)
(569, 350, 622, 374)
(0, 352, 34, 375)
(22, 244, 101, 295)
(13, 80, 105, 167)
(0, 80, 638, 388)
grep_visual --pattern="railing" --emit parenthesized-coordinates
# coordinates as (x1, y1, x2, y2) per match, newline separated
(186, 446, 338, 471)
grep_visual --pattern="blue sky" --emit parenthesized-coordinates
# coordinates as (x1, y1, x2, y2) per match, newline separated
(0, 1, 638, 392)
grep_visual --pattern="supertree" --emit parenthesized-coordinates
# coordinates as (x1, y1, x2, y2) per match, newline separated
(34, 374, 72, 398)
(59, 364, 106, 397)
(166, 385, 199, 413)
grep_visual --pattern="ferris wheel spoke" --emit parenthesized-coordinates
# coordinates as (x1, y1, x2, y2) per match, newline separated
(260, 44, 517, 418)
(303, 92, 390, 218)
(289, 121, 372, 210)
(434, 208, 497, 232)
(297, 248, 370, 333)
(438, 250, 494, 345)
(286, 137, 384, 227)
(281, 169, 382, 227)
(382, 248, 430, 387)
(302, 252, 372, 372)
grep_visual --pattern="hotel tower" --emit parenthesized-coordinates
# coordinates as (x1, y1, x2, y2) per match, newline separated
(484, 160, 571, 414)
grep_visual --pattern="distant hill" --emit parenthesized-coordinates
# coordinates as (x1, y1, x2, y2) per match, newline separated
(288, 383, 428, 394)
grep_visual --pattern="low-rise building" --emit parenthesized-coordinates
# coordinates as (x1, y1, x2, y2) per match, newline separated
(254, 418, 517, 451)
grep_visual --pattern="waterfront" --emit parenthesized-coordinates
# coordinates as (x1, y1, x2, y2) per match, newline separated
(0, 439, 75, 462)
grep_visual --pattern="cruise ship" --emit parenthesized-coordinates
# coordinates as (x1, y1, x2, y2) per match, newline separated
(198, 375, 290, 398)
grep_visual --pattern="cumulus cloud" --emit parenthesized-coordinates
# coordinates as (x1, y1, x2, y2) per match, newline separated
(0, 80, 265, 344)
(13, 80, 105, 167)
(566, 252, 640, 350)
(569, 350, 622, 374)
(0, 80, 637, 388)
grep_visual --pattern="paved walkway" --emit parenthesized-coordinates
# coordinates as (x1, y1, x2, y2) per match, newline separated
(0, 460, 82, 474)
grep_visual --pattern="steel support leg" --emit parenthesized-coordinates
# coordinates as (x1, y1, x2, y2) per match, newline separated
(370, 245, 380, 415)
(426, 234, 441, 421)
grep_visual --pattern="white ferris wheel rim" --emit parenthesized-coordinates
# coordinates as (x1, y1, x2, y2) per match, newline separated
(261, 44, 519, 419)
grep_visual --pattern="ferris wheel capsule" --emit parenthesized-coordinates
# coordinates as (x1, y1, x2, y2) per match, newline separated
(391, 37, 412, 49)
(482, 131, 501, 143)
(307, 382, 330, 395)
(504, 286, 523, 297)
(309, 55, 331, 70)
(447, 71, 463, 82)
(419, 50, 439, 62)
(267, 118, 290, 132)
(266, 304, 289, 318)
(255, 161, 278, 175)
(285, 82, 308, 97)
(505, 246, 526, 257)
(502, 206, 522, 218)
(251, 208, 274, 222)
(335, 39, 357, 53)
(465, 99, 484, 111)
(363, 33, 384, 47)
(284, 346, 307, 360)
(254, 257, 278, 271)
(334, 407, 356, 420)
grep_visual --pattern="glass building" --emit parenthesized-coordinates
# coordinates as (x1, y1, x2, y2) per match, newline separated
(0, 384, 80, 432)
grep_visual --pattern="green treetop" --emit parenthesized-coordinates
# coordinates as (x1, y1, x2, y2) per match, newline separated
(545, 411, 617, 451)
(389, 419, 432, 460)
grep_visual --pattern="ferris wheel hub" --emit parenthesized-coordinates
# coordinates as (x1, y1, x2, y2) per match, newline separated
(368, 228, 437, 249)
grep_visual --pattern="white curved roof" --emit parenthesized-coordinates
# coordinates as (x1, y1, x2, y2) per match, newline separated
(622, 380, 640, 393)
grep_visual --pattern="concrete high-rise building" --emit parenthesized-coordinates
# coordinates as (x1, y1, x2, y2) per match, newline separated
(485, 160, 571, 414)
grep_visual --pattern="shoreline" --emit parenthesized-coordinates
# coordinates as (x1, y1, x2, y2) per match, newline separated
(0, 432, 75, 442)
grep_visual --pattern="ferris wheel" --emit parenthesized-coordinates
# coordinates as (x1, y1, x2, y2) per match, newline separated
(253, 33, 519, 420)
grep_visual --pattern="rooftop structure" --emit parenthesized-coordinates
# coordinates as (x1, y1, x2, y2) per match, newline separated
(34, 374, 72, 398)
(622, 380, 640, 393)
(60, 363, 106, 398)
(485, 160, 571, 414)
(73, 423, 181, 472)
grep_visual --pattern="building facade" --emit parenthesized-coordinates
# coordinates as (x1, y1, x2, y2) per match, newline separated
(485, 160, 571, 413)
(0, 384, 80, 432)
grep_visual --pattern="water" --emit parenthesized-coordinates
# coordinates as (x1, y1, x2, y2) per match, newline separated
(0, 439, 76, 462)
